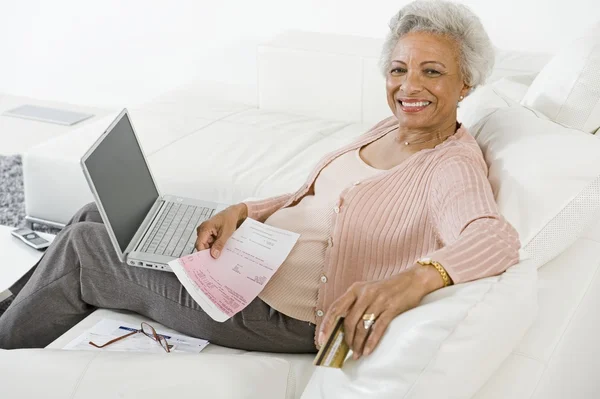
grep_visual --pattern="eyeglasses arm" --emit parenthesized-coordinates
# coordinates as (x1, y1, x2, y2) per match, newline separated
(89, 329, 139, 349)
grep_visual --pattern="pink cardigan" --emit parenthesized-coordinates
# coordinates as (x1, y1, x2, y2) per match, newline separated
(244, 117, 521, 334)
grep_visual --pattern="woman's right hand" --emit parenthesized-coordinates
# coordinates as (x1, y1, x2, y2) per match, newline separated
(194, 203, 248, 259)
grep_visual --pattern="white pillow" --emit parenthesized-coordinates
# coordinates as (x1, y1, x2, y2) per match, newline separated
(521, 21, 600, 134)
(302, 257, 538, 399)
(470, 102, 600, 267)
(489, 73, 539, 103)
(458, 85, 514, 128)
(458, 83, 548, 128)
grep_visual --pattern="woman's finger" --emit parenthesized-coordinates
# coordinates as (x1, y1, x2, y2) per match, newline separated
(362, 310, 394, 356)
(198, 235, 215, 251)
(195, 221, 218, 251)
(349, 301, 383, 359)
(341, 287, 372, 351)
(210, 222, 236, 258)
(318, 289, 357, 346)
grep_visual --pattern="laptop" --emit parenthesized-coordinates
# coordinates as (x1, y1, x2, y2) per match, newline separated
(81, 109, 229, 272)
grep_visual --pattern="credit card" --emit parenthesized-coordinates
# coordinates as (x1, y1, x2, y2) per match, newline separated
(313, 316, 350, 368)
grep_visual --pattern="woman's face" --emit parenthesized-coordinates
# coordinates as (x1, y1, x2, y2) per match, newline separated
(386, 31, 470, 131)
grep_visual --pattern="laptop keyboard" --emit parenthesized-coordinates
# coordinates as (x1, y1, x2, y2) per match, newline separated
(141, 202, 215, 258)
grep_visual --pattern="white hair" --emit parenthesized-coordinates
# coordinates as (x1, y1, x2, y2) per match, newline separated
(380, 0, 495, 91)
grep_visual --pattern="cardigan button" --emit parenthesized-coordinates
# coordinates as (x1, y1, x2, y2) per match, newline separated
(353, 180, 361, 186)
(333, 206, 340, 214)
(320, 275, 328, 283)
(316, 310, 324, 317)
(327, 237, 333, 247)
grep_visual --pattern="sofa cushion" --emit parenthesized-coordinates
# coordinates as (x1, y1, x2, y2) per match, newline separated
(458, 84, 515, 128)
(489, 73, 539, 103)
(460, 85, 600, 267)
(473, 235, 600, 398)
(521, 21, 600, 134)
(469, 103, 600, 267)
(489, 48, 552, 84)
(257, 31, 551, 125)
(0, 348, 293, 399)
(147, 109, 369, 205)
(46, 308, 315, 399)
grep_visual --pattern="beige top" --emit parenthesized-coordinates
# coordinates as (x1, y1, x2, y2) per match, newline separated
(258, 148, 384, 323)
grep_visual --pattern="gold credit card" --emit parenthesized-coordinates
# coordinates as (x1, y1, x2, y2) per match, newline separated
(313, 316, 350, 368)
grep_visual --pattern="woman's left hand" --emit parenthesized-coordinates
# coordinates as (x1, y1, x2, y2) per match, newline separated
(318, 265, 443, 359)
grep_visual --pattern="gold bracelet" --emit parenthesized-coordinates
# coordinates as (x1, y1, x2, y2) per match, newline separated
(416, 258, 454, 287)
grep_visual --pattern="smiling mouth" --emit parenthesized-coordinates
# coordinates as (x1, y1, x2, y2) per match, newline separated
(398, 100, 431, 113)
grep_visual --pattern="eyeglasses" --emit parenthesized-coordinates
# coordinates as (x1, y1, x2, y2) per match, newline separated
(89, 322, 172, 353)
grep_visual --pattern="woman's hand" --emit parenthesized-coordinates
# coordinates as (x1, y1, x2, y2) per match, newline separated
(318, 264, 445, 359)
(194, 203, 248, 258)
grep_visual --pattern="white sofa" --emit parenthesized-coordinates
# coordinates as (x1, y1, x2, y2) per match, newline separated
(4, 28, 600, 398)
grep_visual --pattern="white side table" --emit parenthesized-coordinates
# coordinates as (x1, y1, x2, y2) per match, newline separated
(0, 225, 55, 294)
(0, 93, 112, 156)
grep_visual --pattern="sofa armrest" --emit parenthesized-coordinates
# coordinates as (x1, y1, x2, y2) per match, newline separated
(302, 258, 538, 399)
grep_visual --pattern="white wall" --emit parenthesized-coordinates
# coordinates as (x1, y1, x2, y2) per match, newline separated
(0, 0, 598, 108)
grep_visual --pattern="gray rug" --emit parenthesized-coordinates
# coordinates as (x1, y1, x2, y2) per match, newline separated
(0, 155, 60, 234)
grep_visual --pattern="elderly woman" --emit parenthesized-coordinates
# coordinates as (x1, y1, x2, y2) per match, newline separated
(0, 0, 519, 358)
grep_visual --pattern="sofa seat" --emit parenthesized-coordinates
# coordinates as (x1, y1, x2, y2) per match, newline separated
(43, 308, 315, 399)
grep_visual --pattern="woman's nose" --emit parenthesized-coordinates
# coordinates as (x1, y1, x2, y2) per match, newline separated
(400, 70, 423, 94)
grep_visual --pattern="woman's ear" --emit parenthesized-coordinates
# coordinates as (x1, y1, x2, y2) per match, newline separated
(460, 84, 472, 99)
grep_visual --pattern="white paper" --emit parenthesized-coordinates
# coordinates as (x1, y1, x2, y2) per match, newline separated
(62, 319, 209, 353)
(168, 217, 300, 322)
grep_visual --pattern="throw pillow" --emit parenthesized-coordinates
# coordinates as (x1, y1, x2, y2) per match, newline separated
(470, 104, 600, 267)
(521, 21, 600, 134)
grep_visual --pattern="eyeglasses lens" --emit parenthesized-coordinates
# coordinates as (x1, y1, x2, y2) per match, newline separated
(141, 322, 156, 339)
(141, 322, 171, 353)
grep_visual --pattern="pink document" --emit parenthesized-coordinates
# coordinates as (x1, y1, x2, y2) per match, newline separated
(168, 218, 300, 322)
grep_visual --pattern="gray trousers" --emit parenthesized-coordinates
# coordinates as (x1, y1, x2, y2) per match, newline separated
(0, 202, 317, 352)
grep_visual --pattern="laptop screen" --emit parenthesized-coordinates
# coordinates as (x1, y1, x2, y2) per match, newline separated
(83, 112, 159, 253)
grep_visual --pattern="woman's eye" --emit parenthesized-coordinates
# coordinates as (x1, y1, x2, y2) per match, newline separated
(425, 69, 441, 76)
(390, 67, 407, 75)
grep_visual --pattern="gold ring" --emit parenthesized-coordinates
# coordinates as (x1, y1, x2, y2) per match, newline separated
(362, 313, 376, 321)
